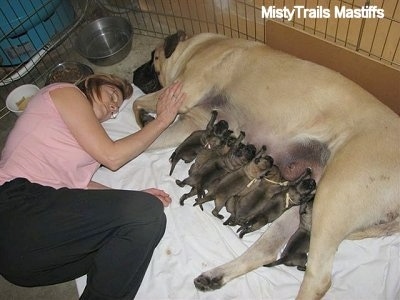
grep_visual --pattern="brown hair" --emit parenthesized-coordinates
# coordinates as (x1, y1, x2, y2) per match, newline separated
(76, 73, 133, 104)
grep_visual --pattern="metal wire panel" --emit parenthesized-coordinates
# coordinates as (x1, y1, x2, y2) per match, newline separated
(109, 0, 399, 69)
(1, 0, 399, 108)
(0, 0, 90, 105)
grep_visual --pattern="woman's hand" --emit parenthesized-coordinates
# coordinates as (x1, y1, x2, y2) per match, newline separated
(87, 181, 112, 189)
(142, 188, 172, 207)
(155, 81, 186, 126)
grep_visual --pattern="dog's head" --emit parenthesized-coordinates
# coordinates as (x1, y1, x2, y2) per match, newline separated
(248, 146, 274, 177)
(234, 143, 257, 163)
(287, 178, 316, 206)
(133, 30, 187, 93)
(212, 120, 230, 137)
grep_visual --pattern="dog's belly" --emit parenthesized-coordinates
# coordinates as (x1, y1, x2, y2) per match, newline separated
(212, 111, 331, 181)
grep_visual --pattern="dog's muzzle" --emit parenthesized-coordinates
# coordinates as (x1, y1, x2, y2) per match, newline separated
(132, 59, 162, 94)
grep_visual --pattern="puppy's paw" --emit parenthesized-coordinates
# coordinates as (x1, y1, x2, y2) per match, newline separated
(237, 224, 252, 238)
(211, 209, 224, 219)
(223, 216, 236, 226)
(175, 179, 185, 187)
(194, 274, 224, 291)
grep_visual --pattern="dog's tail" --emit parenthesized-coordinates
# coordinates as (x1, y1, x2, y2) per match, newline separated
(169, 152, 178, 175)
(264, 253, 308, 271)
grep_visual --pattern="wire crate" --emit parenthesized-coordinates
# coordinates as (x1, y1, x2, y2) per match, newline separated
(1, 0, 399, 115)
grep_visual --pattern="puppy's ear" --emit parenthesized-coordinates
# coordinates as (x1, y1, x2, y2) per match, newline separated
(255, 145, 267, 157)
(164, 30, 187, 58)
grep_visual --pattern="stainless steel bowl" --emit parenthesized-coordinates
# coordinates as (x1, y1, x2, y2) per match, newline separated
(75, 16, 133, 66)
(46, 61, 94, 85)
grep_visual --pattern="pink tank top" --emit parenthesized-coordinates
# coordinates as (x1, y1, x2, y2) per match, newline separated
(0, 83, 99, 189)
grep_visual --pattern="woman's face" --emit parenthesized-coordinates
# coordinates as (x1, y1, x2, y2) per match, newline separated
(93, 84, 124, 122)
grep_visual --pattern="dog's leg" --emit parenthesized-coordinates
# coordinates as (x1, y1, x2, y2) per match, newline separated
(296, 189, 347, 299)
(132, 92, 161, 127)
(194, 206, 299, 291)
(211, 196, 229, 219)
(223, 214, 237, 226)
(297, 141, 400, 300)
(237, 219, 268, 238)
(154, 107, 212, 149)
(194, 194, 214, 206)
(347, 217, 400, 239)
(179, 187, 197, 205)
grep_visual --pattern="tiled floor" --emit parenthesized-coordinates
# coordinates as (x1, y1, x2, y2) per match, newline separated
(0, 34, 161, 300)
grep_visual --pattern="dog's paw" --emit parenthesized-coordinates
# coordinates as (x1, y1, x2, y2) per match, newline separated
(139, 108, 155, 127)
(175, 179, 185, 187)
(237, 224, 252, 238)
(194, 274, 224, 291)
(179, 192, 195, 206)
(212, 209, 224, 219)
(223, 217, 236, 226)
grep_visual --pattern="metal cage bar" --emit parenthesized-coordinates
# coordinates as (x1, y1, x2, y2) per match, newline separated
(1, 0, 399, 109)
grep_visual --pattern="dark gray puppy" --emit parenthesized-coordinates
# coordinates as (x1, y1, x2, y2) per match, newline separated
(176, 136, 239, 205)
(236, 169, 316, 238)
(194, 147, 274, 219)
(169, 110, 228, 175)
(224, 164, 286, 226)
(177, 132, 257, 205)
(193, 140, 257, 199)
(263, 199, 314, 271)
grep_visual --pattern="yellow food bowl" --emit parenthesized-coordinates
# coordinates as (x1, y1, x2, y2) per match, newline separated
(6, 84, 40, 116)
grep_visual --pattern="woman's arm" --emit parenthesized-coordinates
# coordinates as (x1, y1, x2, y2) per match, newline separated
(51, 82, 185, 171)
(87, 181, 111, 189)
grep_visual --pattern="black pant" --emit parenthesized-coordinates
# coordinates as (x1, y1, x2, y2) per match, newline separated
(0, 178, 166, 300)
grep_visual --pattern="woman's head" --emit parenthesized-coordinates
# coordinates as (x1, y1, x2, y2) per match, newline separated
(77, 73, 133, 121)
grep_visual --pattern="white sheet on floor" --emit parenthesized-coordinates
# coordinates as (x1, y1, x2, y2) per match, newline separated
(76, 85, 400, 300)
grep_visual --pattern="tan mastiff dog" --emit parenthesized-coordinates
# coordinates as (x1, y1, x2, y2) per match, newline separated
(132, 31, 400, 299)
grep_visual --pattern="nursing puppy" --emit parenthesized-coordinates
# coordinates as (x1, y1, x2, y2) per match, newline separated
(264, 199, 314, 271)
(169, 110, 224, 175)
(236, 171, 316, 238)
(224, 164, 286, 227)
(194, 146, 273, 219)
(177, 132, 256, 205)
(185, 127, 234, 176)
(132, 31, 400, 299)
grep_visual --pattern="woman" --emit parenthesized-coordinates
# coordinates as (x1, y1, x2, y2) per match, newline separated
(0, 74, 185, 299)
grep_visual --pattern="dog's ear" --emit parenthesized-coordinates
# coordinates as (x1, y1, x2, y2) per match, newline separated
(255, 145, 267, 157)
(164, 30, 187, 58)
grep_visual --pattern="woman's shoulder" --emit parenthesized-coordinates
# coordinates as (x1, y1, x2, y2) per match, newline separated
(37, 83, 84, 105)
(48, 81, 97, 125)
(43, 82, 79, 92)
(47, 82, 75, 87)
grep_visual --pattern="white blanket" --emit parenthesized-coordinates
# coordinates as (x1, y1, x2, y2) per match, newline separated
(76, 86, 400, 299)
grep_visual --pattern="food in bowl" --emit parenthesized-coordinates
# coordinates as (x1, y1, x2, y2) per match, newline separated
(16, 96, 31, 110)
(6, 84, 40, 116)
(46, 61, 94, 85)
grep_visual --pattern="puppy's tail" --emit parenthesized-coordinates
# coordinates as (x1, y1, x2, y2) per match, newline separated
(263, 258, 285, 268)
(169, 152, 178, 175)
(264, 254, 308, 271)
